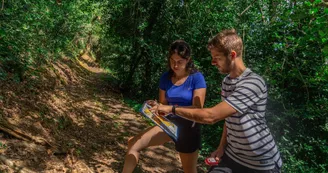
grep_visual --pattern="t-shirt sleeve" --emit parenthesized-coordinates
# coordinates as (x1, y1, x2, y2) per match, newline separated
(193, 72, 207, 89)
(225, 81, 267, 114)
(159, 72, 169, 91)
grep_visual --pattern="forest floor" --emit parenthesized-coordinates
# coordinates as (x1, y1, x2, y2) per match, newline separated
(0, 53, 208, 173)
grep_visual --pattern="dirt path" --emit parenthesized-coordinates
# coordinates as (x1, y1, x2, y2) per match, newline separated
(0, 54, 207, 173)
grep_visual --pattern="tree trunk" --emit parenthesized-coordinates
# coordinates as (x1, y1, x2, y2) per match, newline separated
(124, 1, 165, 91)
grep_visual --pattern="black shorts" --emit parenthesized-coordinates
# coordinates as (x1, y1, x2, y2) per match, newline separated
(208, 154, 281, 173)
(167, 115, 201, 153)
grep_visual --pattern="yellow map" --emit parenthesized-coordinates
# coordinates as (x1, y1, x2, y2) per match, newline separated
(140, 102, 178, 141)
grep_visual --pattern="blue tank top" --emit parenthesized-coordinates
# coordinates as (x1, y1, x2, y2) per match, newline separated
(159, 71, 206, 107)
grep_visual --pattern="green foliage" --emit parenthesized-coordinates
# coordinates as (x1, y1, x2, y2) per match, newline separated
(257, 1, 328, 172)
(1, 0, 327, 172)
(0, 142, 7, 149)
(0, 0, 101, 81)
(100, 0, 328, 172)
(123, 98, 143, 112)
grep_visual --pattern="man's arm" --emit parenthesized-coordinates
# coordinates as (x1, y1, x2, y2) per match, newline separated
(217, 122, 227, 151)
(175, 101, 236, 124)
(211, 122, 227, 159)
(155, 100, 237, 124)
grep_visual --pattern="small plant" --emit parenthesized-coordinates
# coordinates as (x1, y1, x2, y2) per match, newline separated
(112, 113, 120, 120)
(75, 148, 82, 156)
(0, 142, 7, 149)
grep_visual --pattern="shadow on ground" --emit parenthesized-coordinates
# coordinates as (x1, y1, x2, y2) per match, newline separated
(0, 54, 207, 172)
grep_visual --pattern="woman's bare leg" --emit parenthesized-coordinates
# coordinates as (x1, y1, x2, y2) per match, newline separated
(179, 149, 199, 173)
(122, 126, 172, 173)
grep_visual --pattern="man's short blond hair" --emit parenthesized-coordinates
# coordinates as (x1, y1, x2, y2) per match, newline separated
(207, 29, 243, 58)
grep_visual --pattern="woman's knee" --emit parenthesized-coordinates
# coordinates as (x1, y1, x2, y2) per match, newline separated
(127, 136, 141, 153)
(126, 126, 169, 156)
(126, 130, 151, 152)
(127, 136, 135, 149)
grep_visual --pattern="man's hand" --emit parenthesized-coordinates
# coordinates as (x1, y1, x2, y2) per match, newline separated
(210, 147, 225, 162)
(150, 104, 172, 115)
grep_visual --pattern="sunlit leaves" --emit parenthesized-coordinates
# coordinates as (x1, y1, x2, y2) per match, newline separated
(309, 8, 319, 14)
(1, 0, 326, 171)
(0, 0, 102, 81)
(322, 45, 328, 55)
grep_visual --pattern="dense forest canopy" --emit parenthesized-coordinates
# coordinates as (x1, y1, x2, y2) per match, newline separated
(0, 0, 327, 172)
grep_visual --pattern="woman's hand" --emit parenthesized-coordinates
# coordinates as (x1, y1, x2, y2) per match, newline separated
(146, 100, 159, 107)
(150, 104, 173, 115)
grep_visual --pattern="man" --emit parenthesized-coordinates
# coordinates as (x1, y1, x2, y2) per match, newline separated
(152, 29, 282, 173)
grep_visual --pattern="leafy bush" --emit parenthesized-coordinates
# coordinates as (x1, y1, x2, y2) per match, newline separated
(0, 0, 101, 81)
(100, 0, 328, 172)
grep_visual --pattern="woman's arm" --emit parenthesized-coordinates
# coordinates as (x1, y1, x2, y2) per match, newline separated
(192, 88, 206, 108)
(191, 72, 206, 108)
(159, 89, 168, 105)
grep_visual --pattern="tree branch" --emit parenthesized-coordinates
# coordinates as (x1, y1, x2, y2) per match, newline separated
(1, 0, 4, 11)
(0, 117, 52, 147)
(258, 0, 266, 24)
(238, 0, 257, 17)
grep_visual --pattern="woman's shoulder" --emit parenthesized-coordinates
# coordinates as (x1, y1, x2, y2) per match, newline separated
(161, 71, 169, 78)
(190, 71, 204, 78)
(160, 71, 170, 81)
(189, 71, 206, 87)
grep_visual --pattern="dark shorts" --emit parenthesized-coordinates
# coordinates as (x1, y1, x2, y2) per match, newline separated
(208, 154, 281, 173)
(167, 115, 201, 153)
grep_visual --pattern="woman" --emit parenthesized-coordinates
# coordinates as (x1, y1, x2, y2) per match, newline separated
(122, 40, 206, 173)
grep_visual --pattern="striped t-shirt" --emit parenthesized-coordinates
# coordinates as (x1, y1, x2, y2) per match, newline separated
(222, 68, 282, 170)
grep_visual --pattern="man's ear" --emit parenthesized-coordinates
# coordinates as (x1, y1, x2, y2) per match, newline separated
(231, 51, 237, 60)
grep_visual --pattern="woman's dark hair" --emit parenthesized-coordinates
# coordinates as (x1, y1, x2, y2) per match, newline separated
(167, 40, 198, 78)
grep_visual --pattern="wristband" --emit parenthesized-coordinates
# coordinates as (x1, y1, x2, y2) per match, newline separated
(172, 105, 177, 115)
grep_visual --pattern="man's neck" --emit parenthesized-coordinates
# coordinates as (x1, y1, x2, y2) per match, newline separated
(229, 59, 246, 78)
